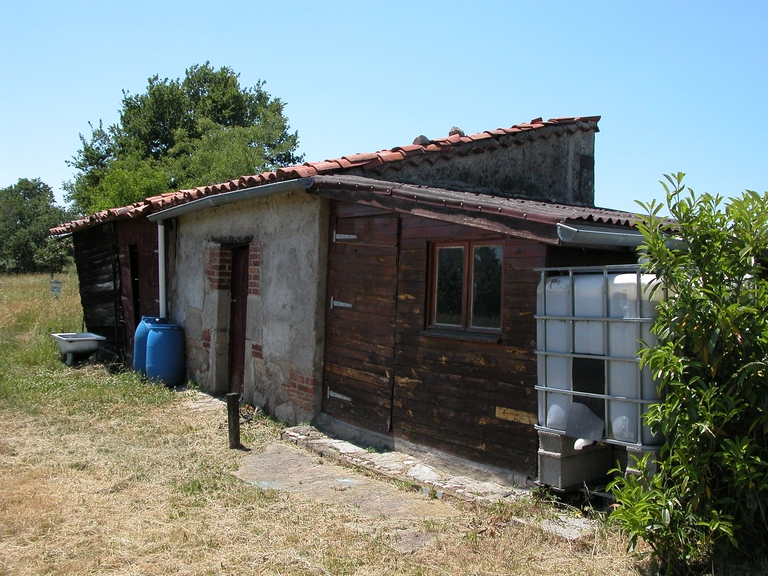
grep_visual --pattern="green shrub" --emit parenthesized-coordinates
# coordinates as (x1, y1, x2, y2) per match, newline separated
(609, 174, 768, 574)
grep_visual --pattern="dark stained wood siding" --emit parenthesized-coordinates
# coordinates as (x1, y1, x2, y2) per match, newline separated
(392, 215, 544, 476)
(114, 218, 159, 363)
(322, 203, 399, 432)
(321, 202, 640, 477)
(72, 223, 125, 357)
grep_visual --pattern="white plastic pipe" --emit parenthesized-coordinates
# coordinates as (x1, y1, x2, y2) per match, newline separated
(573, 438, 594, 451)
(158, 221, 167, 318)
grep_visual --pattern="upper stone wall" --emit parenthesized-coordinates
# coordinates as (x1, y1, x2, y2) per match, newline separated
(348, 127, 596, 207)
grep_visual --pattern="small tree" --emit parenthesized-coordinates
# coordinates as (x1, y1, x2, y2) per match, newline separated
(33, 237, 72, 277)
(0, 179, 71, 274)
(609, 174, 768, 574)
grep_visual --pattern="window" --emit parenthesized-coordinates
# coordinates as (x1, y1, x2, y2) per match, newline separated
(430, 242, 503, 332)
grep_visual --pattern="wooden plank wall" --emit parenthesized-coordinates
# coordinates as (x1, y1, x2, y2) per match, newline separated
(73, 223, 124, 356)
(322, 203, 399, 432)
(115, 217, 160, 361)
(323, 203, 639, 476)
(393, 215, 545, 476)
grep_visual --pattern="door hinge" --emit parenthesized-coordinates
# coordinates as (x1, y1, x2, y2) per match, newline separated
(333, 231, 357, 242)
(328, 388, 352, 402)
(330, 296, 352, 309)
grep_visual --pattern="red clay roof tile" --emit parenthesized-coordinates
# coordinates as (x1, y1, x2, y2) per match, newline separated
(308, 160, 341, 172)
(380, 151, 406, 162)
(342, 152, 379, 163)
(50, 116, 601, 235)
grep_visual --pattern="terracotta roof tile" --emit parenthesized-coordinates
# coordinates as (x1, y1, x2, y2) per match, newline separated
(50, 116, 601, 235)
(308, 160, 341, 172)
(377, 151, 405, 162)
(390, 144, 426, 155)
(342, 152, 379, 163)
(466, 132, 493, 142)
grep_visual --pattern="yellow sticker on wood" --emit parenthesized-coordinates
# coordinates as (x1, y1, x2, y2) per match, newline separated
(495, 406, 537, 425)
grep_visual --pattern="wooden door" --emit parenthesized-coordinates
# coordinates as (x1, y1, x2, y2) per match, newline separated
(229, 246, 249, 395)
(322, 208, 399, 433)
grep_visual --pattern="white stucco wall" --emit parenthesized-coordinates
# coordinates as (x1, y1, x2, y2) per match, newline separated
(167, 190, 329, 424)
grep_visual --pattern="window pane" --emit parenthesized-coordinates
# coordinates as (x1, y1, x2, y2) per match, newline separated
(471, 245, 502, 329)
(435, 246, 464, 325)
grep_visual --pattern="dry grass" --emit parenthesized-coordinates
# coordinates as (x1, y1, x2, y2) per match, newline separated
(0, 388, 642, 576)
(0, 272, 647, 575)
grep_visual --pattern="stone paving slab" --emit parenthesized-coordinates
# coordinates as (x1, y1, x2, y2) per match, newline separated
(217, 409, 596, 541)
(281, 425, 526, 504)
(278, 425, 594, 541)
(233, 442, 457, 520)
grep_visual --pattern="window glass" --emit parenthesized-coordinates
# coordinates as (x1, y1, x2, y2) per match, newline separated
(471, 245, 502, 329)
(435, 246, 464, 326)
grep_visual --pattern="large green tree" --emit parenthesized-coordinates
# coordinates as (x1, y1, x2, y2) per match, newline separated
(65, 63, 303, 215)
(0, 178, 71, 274)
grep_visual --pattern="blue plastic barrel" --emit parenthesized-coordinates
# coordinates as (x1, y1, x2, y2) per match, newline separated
(145, 323, 185, 387)
(133, 316, 167, 375)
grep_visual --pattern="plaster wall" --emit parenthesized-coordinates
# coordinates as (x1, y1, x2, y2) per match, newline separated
(350, 129, 596, 206)
(168, 191, 329, 424)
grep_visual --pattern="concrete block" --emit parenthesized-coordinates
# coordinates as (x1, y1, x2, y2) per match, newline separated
(537, 430, 614, 490)
(538, 430, 608, 458)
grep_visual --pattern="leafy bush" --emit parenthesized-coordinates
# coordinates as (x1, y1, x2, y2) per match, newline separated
(609, 174, 768, 574)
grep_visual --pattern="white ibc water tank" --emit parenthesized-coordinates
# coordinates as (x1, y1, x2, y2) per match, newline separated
(537, 268, 663, 447)
(573, 274, 606, 356)
(537, 276, 572, 388)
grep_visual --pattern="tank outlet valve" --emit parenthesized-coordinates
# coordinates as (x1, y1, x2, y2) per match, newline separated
(574, 438, 595, 451)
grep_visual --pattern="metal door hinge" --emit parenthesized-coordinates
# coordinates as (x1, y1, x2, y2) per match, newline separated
(333, 232, 357, 242)
(328, 389, 352, 402)
(330, 296, 352, 309)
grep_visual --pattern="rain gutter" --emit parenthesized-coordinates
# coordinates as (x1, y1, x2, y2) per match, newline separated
(557, 223, 644, 247)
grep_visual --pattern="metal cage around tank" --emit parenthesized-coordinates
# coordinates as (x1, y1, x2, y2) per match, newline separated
(535, 264, 665, 449)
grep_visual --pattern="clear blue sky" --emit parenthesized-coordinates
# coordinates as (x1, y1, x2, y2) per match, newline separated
(2, 1, 766, 213)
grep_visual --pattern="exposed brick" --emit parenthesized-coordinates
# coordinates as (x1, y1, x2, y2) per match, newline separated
(247, 241, 261, 296)
(206, 244, 234, 291)
(202, 329, 211, 350)
(287, 369, 316, 411)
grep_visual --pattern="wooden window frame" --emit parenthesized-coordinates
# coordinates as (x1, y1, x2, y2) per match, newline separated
(428, 240, 504, 334)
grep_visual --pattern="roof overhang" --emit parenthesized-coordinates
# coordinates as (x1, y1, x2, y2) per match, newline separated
(55, 174, 643, 251)
(306, 175, 639, 247)
(147, 178, 313, 222)
(51, 116, 602, 236)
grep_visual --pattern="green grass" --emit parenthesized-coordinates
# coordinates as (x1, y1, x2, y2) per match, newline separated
(0, 269, 174, 414)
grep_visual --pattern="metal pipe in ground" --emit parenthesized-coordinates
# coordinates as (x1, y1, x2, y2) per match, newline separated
(226, 393, 240, 449)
